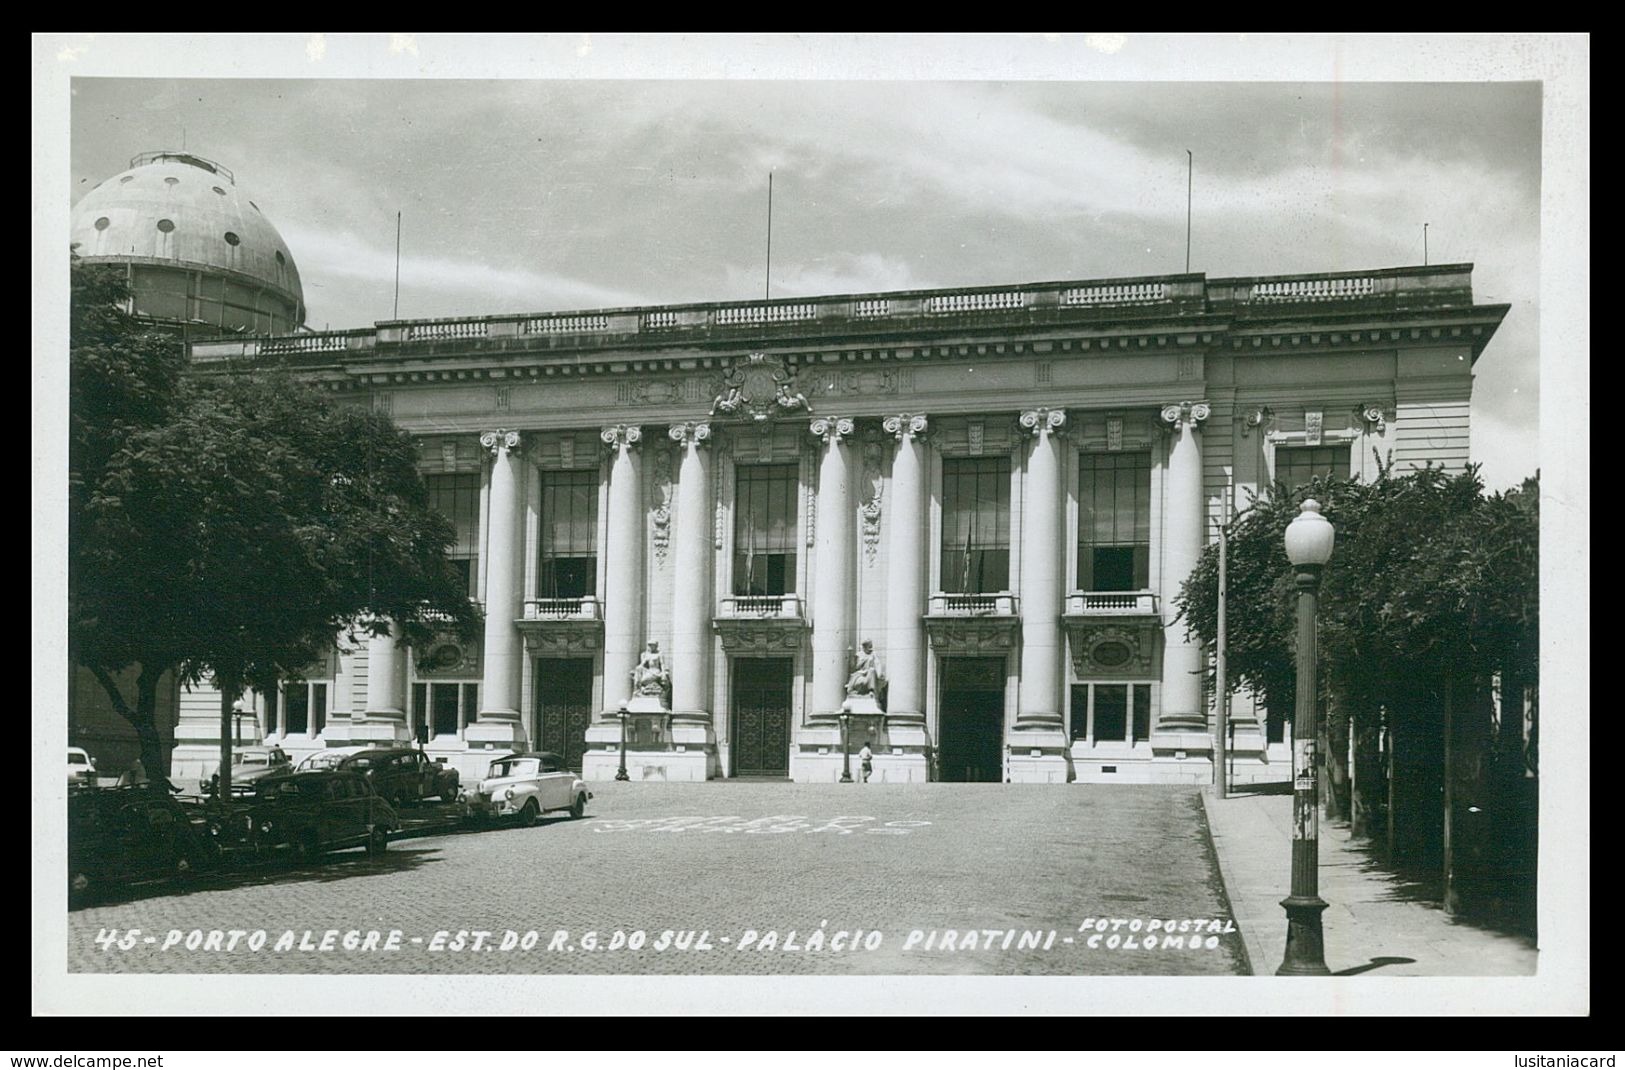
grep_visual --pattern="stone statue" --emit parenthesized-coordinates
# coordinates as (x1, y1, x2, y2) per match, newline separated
(631, 641, 670, 697)
(844, 639, 883, 698)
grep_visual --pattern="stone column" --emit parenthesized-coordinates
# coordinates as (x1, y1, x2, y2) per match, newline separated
(808, 416, 855, 722)
(668, 421, 714, 723)
(1016, 407, 1067, 731)
(470, 429, 527, 746)
(1159, 401, 1210, 732)
(881, 413, 929, 723)
(353, 621, 409, 743)
(599, 424, 644, 718)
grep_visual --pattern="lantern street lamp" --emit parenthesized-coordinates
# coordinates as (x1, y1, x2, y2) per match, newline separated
(1278, 498, 1335, 976)
(232, 698, 248, 749)
(615, 709, 630, 782)
(839, 712, 853, 784)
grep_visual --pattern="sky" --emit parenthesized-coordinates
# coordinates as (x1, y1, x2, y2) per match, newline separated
(59, 39, 1555, 490)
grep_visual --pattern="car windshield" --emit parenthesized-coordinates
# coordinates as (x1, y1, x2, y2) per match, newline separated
(299, 752, 350, 771)
(488, 758, 539, 779)
(235, 752, 272, 767)
(68, 753, 88, 765)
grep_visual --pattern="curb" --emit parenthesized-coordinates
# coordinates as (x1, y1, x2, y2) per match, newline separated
(1200, 787, 1270, 976)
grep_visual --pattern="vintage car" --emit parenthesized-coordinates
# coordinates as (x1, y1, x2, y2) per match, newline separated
(68, 747, 96, 787)
(464, 752, 590, 827)
(223, 746, 293, 795)
(247, 770, 399, 859)
(336, 747, 460, 805)
(68, 784, 221, 904)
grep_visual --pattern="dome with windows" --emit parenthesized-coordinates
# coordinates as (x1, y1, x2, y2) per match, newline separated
(70, 151, 305, 335)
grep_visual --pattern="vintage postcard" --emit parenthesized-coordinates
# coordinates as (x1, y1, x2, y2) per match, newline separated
(32, 33, 1588, 1018)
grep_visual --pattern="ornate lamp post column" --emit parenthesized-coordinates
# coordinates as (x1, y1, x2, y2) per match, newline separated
(839, 712, 853, 784)
(616, 710, 630, 782)
(1278, 498, 1335, 976)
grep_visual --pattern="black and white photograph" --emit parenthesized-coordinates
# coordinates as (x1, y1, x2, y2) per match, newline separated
(33, 33, 1588, 1019)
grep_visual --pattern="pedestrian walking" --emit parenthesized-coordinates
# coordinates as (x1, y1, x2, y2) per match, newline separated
(859, 743, 873, 783)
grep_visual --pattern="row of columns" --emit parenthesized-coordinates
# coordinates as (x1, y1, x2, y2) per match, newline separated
(356, 403, 1211, 741)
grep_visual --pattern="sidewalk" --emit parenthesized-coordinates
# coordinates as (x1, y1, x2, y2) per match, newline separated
(1202, 788, 1537, 976)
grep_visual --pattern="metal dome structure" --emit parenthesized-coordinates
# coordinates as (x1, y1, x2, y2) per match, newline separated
(70, 151, 306, 335)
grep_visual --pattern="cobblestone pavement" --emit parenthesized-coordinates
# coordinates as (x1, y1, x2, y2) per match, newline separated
(67, 783, 1247, 976)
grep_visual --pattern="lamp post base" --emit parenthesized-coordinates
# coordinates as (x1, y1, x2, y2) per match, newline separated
(1276, 894, 1331, 975)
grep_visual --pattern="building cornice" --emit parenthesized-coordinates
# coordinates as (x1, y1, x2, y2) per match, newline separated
(187, 264, 1510, 385)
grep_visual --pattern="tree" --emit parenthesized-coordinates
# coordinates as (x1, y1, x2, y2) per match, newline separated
(1177, 462, 1539, 915)
(69, 257, 480, 787)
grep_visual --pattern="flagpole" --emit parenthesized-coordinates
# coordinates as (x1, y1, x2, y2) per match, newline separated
(765, 172, 774, 301)
(393, 211, 402, 320)
(1185, 150, 1193, 274)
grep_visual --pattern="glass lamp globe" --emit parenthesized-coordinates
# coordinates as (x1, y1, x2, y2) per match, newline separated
(1284, 498, 1336, 566)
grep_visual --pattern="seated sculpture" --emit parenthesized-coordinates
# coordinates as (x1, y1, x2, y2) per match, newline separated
(844, 639, 882, 698)
(631, 641, 670, 697)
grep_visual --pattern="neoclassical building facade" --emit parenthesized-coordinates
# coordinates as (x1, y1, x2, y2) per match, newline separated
(175, 264, 1507, 785)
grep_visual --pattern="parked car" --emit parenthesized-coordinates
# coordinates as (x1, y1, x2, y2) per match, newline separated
(222, 746, 293, 795)
(247, 771, 399, 859)
(294, 745, 376, 773)
(465, 752, 590, 827)
(337, 747, 460, 805)
(68, 747, 96, 787)
(68, 784, 221, 904)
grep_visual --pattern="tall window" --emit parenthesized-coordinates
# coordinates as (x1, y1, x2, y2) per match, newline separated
(539, 470, 598, 599)
(1078, 451, 1151, 591)
(734, 464, 798, 596)
(426, 473, 481, 599)
(1070, 683, 1152, 744)
(1275, 445, 1350, 491)
(282, 682, 327, 737)
(412, 681, 479, 740)
(940, 458, 1011, 593)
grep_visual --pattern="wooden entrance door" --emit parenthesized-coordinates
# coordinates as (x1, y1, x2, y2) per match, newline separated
(536, 658, 594, 773)
(938, 657, 1006, 782)
(732, 658, 793, 778)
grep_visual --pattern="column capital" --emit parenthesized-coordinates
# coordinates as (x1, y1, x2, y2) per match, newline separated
(479, 428, 523, 456)
(1159, 401, 1211, 431)
(1018, 407, 1067, 437)
(809, 416, 856, 445)
(600, 424, 643, 450)
(882, 413, 929, 442)
(667, 421, 713, 448)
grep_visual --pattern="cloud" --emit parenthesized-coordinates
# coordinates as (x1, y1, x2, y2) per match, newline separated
(279, 224, 649, 323)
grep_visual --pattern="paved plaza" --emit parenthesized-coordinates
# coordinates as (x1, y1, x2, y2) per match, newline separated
(66, 782, 1248, 976)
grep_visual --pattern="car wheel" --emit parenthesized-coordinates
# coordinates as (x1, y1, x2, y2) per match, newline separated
(569, 793, 586, 820)
(174, 852, 197, 883)
(367, 826, 389, 856)
(519, 799, 540, 828)
(69, 871, 92, 906)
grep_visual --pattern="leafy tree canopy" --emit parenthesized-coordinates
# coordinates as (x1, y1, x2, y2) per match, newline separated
(68, 256, 480, 775)
(1176, 461, 1539, 720)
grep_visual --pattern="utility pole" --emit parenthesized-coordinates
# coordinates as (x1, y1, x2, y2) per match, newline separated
(1214, 481, 1231, 798)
